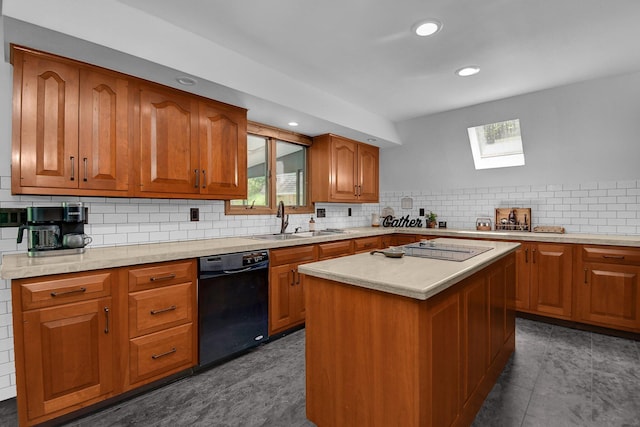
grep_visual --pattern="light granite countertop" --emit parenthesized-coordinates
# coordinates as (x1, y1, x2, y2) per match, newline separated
(299, 238, 520, 300)
(2, 226, 638, 280)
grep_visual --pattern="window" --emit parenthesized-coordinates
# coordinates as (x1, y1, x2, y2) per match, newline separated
(226, 122, 312, 214)
(467, 119, 525, 170)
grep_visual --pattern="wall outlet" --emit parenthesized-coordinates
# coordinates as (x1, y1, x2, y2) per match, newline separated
(190, 208, 199, 221)
(316, 208, 326, 218)
(348, 208, 352, 216)
(419, 208, 425, 216)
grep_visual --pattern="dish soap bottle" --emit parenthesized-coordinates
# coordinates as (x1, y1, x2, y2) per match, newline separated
(309, 216, 316, 231)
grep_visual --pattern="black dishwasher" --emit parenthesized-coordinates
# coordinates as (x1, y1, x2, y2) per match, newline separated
(198, 250, 269, 367)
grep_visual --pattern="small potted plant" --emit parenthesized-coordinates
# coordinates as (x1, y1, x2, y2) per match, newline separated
(426, 211, 437, 228)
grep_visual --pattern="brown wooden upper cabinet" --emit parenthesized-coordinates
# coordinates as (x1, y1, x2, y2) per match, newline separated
(310, 134, 379, 203)
(137, 84, 247, 199)
(11, 45, 247, 200)
(12, 47, 129, 195)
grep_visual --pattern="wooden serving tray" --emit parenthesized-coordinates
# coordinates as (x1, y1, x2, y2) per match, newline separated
(495, 207, 531, 232)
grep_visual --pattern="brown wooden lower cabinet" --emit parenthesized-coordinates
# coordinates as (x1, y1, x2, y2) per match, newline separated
(352, 235, 383, 253)
(505, 240, 640, 333)
(305, 253, 516, 427)
(124, 261, 197, 390)
(514, 242, 573, 319)
(576, 245, 640, 332)
(268, 245, 317, 336)
(12, 271, 117, 426)
(11, 260, 197, 426)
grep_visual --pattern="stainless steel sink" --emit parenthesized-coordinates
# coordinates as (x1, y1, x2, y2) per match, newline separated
(250, 233, 304, 240)
(250, 230, 344, 240)
(292, 230, 343, 237)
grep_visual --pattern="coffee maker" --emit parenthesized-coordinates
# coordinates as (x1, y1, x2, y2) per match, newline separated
(16, 202, 90, 257)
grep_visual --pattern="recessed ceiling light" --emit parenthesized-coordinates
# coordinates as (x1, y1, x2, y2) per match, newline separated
(288, 122, 299, 127)
(455, 66, 480, 77)
(176, 76, 197, 86)
(413, 19, 442, 37)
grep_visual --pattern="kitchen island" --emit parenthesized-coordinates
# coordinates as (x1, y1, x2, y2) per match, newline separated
(299, 238, 519, 427)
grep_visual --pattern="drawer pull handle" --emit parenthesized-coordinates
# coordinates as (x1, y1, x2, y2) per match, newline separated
(524, 248, 528, 263)
(70, 156, 75, 181)
(50, 287, 86, 297)
(194, 169, 200, 188)
(104, 307, 110, 334)
(584, 268, 588, 284)
(149, 274, 176, 282)
(152, 347, 176, 360)
(602, 255, 625, 260)
(150, 305, 177, 315)
(83, 157, 88, 182)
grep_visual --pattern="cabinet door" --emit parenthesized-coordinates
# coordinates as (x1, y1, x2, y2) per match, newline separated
(579, 263, 640, 331)
(269, 264, 305, 335)
(21, 298, 113, 421)
(269, 264, 296, 335)
(531, 243, 573, 318)
(462, 275, 488, 403)
(199, 101, 247, 198)
(139, 85, 200, 194)
(357, 143, 379, 202)
(17, 52, 79, 188)
(330, 136, 358, 201)
(78, 69, 129, 191)
(514, 243, 531, 310)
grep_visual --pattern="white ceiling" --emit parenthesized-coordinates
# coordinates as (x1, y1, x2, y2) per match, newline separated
(3, 0, 640, 146)
(118, 0, 640, 122)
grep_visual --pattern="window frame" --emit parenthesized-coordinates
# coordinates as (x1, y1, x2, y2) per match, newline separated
(467, 118, 525, 170)
(225, 121, 314, 215)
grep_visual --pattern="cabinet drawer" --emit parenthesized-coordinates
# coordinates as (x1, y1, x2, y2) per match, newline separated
(128, 260, 196, 292)
(317, 240, 353, 260)
(353, 236, 382, 253)
(129, 323, 195, 385)
(270, 245, 317, 266)
(19, 271, 112, 310)
(129, 282, 194, 338)
(582, 246, 640, 265)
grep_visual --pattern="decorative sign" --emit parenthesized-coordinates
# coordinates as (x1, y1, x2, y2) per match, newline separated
(382, 215, 424, 228)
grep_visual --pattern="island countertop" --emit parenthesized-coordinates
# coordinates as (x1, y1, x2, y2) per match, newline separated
(298, 238, 520, 300)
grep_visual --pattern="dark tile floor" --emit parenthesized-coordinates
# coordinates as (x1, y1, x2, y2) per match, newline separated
(1, 318, 638, 426)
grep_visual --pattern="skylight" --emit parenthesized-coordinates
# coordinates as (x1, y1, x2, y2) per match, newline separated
(467, 119, 525, 170)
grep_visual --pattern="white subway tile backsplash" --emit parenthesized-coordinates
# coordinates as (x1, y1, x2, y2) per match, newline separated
(380, 180, 639, 235)
(0, 176, 638, 401)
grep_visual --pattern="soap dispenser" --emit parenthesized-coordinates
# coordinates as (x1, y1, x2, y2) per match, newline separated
(309, 216, 316, 231)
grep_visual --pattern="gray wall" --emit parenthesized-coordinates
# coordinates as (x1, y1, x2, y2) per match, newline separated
(381, 71, 640, 192)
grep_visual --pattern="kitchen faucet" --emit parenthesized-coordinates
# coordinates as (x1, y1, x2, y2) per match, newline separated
(276, 200, 289, 234)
